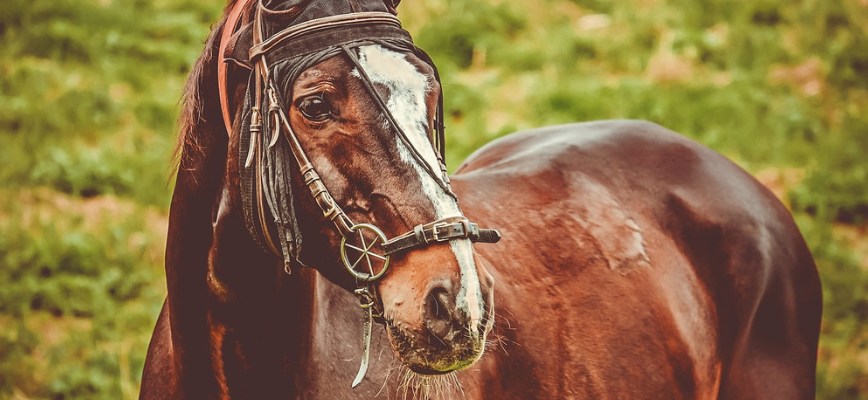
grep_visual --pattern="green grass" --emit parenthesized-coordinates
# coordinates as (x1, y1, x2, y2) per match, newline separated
(1, 0, 866, 398)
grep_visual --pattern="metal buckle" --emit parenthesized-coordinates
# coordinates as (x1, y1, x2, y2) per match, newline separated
(431, 222, 450, 242)
(315, 192, 338, 218)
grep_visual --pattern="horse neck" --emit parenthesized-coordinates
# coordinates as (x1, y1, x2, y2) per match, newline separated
(166, 136, 318, 396)
(202, 183, 324, 395)
(206, 193, 380, 397)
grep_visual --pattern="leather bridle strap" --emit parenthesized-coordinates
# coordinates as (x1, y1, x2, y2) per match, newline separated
(218, 0, 251, 137)
(381, 216, 502, 255)
(339, 44, 455, 198)
(249, 12, 405, 59)
(268, 82, 355, 237)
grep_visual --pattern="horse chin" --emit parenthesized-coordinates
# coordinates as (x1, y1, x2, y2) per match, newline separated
(385, 319, 488, 376)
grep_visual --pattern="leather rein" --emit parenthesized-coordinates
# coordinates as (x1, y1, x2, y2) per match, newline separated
(217, 0, 501, 387)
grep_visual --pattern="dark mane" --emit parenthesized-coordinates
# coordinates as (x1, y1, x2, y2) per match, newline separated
(172, 1, 240, 173)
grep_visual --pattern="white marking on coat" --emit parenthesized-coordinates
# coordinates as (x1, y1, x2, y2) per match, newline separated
(353, 45, 483, 333)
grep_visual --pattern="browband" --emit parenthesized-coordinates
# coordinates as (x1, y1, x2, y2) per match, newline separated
(249, 12, 405, 59)
(218, 9, 414, 139)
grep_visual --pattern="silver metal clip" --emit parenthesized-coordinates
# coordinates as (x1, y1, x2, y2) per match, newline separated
(267, 88, 282, 148)
(244, 107, 262, 168)
(351, 287, 375, 388)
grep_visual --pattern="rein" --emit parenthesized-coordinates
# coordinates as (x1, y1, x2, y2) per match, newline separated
(217, 0, 501, 387)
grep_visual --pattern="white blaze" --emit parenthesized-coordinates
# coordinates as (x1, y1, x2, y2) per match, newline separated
(353, 45, 483, 333)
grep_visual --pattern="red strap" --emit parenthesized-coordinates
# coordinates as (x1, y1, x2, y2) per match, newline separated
(218, 0, 251, 137)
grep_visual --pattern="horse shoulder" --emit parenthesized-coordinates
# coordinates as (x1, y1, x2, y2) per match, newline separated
(452, 119, 820, 398)
(451, 121, 709, 397)
(454, 119, 704, 276)
(455, 118, 812, 284)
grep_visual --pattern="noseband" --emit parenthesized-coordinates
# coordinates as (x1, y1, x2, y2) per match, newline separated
(219, 0, 500, 387)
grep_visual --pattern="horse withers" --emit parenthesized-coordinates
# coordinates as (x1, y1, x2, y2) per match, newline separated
(140, 0, 822, 398)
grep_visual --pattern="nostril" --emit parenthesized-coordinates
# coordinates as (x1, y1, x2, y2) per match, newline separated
(427, 287, 450, 318)
(425, 286, 453, 341)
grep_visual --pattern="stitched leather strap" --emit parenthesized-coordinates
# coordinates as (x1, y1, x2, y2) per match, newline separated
(381, 217, 501, 255)
(218, 0, 252, 137)
(249, 12, 403, 59)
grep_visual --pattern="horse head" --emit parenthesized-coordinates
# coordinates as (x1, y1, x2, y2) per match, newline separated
(214, 0, 498, 383)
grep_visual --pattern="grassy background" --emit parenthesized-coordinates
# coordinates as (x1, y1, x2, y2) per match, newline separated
(1, 0, 866, 398)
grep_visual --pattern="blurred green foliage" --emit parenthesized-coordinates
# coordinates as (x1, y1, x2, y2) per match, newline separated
(0, 0, 214, 208)
(0, 0, 208, 397)
(1, 0, 866, 398)
(0, 190, 166, 398)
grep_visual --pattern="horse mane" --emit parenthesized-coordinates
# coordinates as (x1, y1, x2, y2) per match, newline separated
(172, 1, 242, 174)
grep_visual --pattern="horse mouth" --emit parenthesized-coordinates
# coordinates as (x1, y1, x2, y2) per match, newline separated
(384, 312, 492, 375)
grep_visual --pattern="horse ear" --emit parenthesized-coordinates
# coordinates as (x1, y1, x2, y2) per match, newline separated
(223, 22, 254, 70)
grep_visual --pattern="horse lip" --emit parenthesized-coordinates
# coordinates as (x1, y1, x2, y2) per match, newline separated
(408, 364, 455, 376)
(385, 319, 485, 374)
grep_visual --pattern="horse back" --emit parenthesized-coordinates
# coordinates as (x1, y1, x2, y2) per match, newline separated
(452, 120, 821, 399)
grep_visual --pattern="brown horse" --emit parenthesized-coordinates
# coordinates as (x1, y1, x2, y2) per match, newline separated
(140, 0, 822, 399)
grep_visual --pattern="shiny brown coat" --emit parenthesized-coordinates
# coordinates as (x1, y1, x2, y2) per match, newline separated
(142, 119, 821, 399)
(140, 3, 821, 398)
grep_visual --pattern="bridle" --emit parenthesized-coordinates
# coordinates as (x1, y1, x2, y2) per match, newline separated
(217, 0, 501, 387)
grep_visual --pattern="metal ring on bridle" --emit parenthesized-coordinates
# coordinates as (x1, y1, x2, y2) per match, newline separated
(340, 223, 391, 282)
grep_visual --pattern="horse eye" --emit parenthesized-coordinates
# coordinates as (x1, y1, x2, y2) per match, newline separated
(297, 96, 333, 121)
